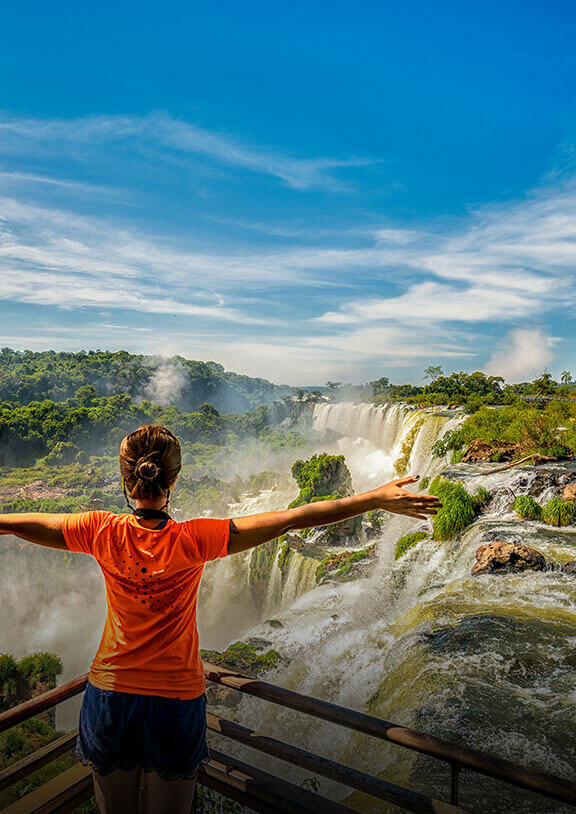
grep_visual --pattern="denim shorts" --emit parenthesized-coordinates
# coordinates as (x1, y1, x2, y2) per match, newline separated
(76, 681, 209, 781)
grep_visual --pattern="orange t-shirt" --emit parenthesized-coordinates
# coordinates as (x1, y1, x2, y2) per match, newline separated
(63, 511, 230, 699)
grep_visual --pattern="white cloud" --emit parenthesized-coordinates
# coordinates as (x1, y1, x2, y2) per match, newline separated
(483, 329, 560, 381)
(0, 113, 368, 191)
(317, 282, 545, 324)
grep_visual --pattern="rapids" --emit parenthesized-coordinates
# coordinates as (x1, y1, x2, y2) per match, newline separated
(3, 401, 576, 812)
(212, 404, 576, 813)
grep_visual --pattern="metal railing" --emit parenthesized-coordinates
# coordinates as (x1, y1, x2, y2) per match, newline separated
(0, 662, 575, 813)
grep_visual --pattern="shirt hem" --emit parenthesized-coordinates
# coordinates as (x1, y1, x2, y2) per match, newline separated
(88, 672, 206, 700)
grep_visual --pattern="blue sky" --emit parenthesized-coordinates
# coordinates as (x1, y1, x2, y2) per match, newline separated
(1, 0, 575, 385)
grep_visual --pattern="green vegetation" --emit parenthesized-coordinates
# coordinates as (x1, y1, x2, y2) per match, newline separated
(289, 454, 352, 507)
(369, 369, 575, 412)
(315, 546, 375, 582)
(0, 652, 62, 711)
(395, 531, 428, 559)
(0, 718, 78, 810)
(513, 496, 543, 521)
(428, 477, 489, 540)
(541, 499, 576, 527)
(0, 348, 291, 412)
(249, 454, 362, 604)
(0, 652, 69, 810)
(471, 487, 491, 510)
(432, 401, 576, 461)
(287, 454, 360, 541)
(199, 641, 281, 676)
(0, 388, 308, 469)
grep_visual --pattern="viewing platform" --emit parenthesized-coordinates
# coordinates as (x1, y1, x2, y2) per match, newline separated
(1, 662, 576, 813)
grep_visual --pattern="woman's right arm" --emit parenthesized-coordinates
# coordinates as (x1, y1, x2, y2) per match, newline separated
(0, 514, 67, 550)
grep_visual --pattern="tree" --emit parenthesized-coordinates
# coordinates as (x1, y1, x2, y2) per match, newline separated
(369, 376, 390, 396)
(561, 370, 573, 386)
(532, 372, 557, 396)
(424, 365, 443, 382)
(325, 382, 342, 401)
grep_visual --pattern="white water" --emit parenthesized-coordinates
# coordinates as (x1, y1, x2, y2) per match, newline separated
(215, 404, 576, 813)
(4, 402, 575, 813)
(312, 402, 462, 489)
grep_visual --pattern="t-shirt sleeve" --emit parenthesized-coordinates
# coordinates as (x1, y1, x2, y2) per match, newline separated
(62, 511, 110, 555)
(183, 518, 231, 563)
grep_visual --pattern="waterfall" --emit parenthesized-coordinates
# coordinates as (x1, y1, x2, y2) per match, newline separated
(194, 406, 575, 813)
(200, 403, 460, 641)
(313, 402, 461, 489)
(281, 553, 319, 606)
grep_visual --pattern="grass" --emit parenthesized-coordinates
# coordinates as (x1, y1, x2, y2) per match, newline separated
(541, 499, 576, 527)
(199, 641, 281, 675)
(429, 477, 489, 540)
(513, 495, 542, 521)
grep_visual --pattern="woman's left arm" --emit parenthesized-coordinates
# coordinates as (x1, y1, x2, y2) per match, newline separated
(228, 476, 441, 554)
(0, 514, 67, 550)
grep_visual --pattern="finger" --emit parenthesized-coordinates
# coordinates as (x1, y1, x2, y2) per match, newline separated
(404, 511, 429, 519)
(394, 475, 420, 487)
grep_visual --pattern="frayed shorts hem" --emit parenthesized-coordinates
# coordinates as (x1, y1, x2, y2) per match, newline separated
(75, 743, 203, 782)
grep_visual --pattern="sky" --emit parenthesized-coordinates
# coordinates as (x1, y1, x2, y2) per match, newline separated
(1, 0, 575, 386)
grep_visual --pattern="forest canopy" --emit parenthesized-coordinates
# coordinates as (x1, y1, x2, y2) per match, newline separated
(0, 348, 291, 413)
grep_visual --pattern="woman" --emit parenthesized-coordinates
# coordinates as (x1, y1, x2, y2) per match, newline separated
(1, 424, 440, 813)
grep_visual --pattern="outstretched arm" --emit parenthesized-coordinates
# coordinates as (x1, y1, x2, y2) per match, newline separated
(0, 514, 67, 550)
(228, 476, 440, 554)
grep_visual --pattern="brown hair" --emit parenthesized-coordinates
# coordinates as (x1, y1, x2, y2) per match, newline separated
(119, 425, 181, 499)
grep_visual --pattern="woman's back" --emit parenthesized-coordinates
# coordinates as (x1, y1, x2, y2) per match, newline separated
(63, 511, 230, 699)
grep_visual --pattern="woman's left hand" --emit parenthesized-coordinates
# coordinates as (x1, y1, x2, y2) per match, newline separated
(371, 476, 442, 520)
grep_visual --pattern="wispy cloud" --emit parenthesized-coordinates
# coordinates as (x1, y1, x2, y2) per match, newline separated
(0, 113, 369, 191)
(0, 114, 574, 382)
(316, 180, 576, 331)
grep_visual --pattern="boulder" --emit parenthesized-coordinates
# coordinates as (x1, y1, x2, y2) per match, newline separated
(472, 541, 547, 576)
(562, 560, 576, 575)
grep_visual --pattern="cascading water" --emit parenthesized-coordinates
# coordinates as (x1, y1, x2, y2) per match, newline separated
(312, 401, 461, 487)
(211, 405, 576, 813)
(5, 402, 574, 812)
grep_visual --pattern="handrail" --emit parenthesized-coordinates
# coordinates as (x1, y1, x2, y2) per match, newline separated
(1, 666, 576, 810)
(0, 675, 87, 733)
(203, 661, 576, 806)
(206, 711, 467, 814)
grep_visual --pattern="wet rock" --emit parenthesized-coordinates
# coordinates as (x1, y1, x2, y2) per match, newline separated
(562, 560, 576, 575)
(563, 483, 576, 502)
(265, 619, 284, 628)
(472, 541, 547, 576)
(528, 469, 576, 499)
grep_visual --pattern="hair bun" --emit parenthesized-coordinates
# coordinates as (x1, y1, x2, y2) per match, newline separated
(135, 459, 160, 481)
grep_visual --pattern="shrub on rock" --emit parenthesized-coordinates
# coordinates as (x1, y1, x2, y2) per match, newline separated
(429, 477, 488, 541)
(542, 499, 576, 527)
(513, 496, 542, 521)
